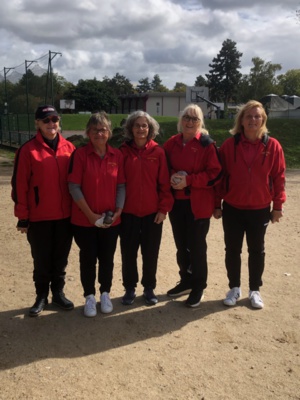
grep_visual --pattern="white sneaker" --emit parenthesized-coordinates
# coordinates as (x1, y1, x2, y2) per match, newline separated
(84, 294, 97, 317)
(249, 291, 264, 309)
(223, 287, 241, 306)
(100, 292, 113, 314)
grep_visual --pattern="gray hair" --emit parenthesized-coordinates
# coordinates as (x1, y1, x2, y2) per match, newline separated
(123, 110, 160, 140)
(85, 112, 113, 139)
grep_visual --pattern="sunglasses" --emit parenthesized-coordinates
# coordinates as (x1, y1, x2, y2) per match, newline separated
(41, 116, 60, 124)
(182, 115, 200, 123)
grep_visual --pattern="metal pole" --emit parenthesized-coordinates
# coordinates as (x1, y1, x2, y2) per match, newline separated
(25, 60, 37, 137)
(47, 51, 62, 106)
(4, 67, 14, 140)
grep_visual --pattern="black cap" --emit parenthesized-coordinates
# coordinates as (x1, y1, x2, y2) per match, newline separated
(35, 105, 59, 120)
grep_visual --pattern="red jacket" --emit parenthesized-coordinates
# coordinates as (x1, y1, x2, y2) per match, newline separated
(120, 140, 174, 217)
(11, 131, 75, 222)
(68, 141, 125, 227)
(216, 133, 286, 210)
(164, 133, 222, 219)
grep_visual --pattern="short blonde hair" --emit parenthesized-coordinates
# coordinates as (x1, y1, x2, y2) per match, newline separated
(230, 100, 268, 138)
(177, 104, 208, 135)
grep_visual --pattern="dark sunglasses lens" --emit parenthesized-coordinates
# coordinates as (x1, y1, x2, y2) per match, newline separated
(42, 116, 59, 123)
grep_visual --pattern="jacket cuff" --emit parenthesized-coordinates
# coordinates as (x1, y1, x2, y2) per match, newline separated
(17, 219, 29, 228)
(273, 202, 283, 211)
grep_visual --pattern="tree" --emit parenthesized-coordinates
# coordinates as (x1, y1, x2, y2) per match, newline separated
(173, 82, 187, 92)
(151, 74, 169, 92)
(234, 75, 252, 103)
(276, 69, 300, 96)
(206, 39, 242, 108)
(194, 75, 207, 87)
(103, 73, 133, 95)
(136, 77, 151, 93)
(68, 78, 118, 113)
(247, 57, 282, 100)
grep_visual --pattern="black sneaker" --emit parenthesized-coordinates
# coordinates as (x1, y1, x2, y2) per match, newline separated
(121, 289, 136, 305)
(143, 288, 158, 306)
(29, 296, 48, 317)
(167, 281, 192, 297)
(186, 289, 204, 308)
(52, 291, 74, 310)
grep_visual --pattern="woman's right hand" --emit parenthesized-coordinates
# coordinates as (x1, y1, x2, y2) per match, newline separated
(213, 209, 222, 219)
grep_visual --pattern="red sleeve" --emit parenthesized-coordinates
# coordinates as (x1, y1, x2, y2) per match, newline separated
(157, 149, 174, 214)
(270, 140, 286, 210)
(68, 148, 85, 185)
(11, 146, 32, 220)
(116, 150, 126, 184)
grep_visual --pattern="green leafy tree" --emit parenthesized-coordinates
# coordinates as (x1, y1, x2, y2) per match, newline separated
(206, 39, 242, 108)
(194, 75, 207, 87)
(68, 78, 118, 113)
(151, 74, 169, 92)
(172, 82, 187, 92)
(234, 75, 252, 103)
(103, 73, 133, 95)
(276, 69, 300, 96)
(247, 57, 282, 99)
(136, 77, 151, 93)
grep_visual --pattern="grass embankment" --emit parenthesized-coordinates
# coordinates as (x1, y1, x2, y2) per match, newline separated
(1, 116, 299, 169)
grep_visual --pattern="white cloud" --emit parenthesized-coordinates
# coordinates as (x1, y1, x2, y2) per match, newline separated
(0, 0, 299, 89)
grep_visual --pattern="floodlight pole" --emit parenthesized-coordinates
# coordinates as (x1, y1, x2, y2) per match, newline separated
(25, 60, 37, 136)
(3, 67, 15, 135)
(45, 50, 62, 105)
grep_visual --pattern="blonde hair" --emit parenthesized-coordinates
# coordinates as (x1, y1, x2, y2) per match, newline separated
(230, 100, 268, 138)
(177, 104, 208, 135)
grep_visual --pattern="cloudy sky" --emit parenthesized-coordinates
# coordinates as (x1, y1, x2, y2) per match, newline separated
(0, 0, 299, 89)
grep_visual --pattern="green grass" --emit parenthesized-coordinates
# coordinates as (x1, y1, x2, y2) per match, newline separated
(1, 115, 299, 169)
(60, 114, 129, 131)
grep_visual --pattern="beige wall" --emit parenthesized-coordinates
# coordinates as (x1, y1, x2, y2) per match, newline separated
(145, 93, 209, 117)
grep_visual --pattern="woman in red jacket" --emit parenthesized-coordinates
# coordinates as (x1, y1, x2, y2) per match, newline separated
(11, 105, 75, 317)
(68, 112, 125, 317)
(120, 111, 173, 306)
(164, 104, 222, 307)
(214, 100, 286, 309)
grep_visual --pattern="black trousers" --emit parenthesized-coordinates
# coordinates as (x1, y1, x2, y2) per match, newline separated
(120, 212, 163, 290)
(169, 200, 210, 291)
(27, 218, 73, 297)
(73, 224, 119, 297)
(222, 201, 271, 291)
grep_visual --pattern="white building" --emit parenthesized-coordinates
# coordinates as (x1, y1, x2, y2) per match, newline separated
(119, 87, 211, 117)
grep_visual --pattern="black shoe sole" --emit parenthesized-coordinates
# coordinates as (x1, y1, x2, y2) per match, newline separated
(52, 301, 74, 310)
(186, 292, 204, 308)
(167, 288, 192, 297)
(143, 294, 158, 306)
(29, 310, 43, 317)
(121, 298, 135, 305)
(144, 299, 158, 306)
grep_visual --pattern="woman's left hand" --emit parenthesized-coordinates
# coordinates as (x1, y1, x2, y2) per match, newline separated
(271, 209, 283, 223)
(171, 174, 187, 190)
(110, 208, 122, 225)
(154, 212, 166, 224)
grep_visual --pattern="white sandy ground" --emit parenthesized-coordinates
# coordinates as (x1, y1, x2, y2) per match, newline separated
(0, 163, 299, 400)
